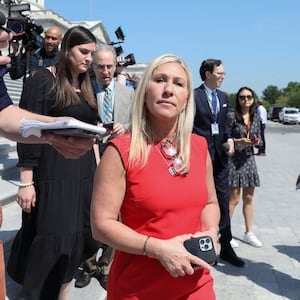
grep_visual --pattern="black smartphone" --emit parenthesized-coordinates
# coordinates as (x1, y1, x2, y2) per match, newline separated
(184, 236, 217, 266)
(103, 122, 114, 130)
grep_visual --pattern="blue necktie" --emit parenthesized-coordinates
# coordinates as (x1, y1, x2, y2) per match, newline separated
(103, 87, 112, 123)
(211, 91, 218, 116)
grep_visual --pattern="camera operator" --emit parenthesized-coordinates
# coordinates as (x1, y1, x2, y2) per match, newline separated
(9, 25, 62, 81)
(115, 53, 135, 88)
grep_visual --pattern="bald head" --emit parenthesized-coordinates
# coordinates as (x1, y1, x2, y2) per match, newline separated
(44, 26, 62, 55)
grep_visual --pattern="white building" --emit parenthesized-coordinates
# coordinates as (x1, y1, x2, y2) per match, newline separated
(0, 0, 110, 44)
(0, 0, 146, 80)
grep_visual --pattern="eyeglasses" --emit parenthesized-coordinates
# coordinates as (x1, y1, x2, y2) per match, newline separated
(239, 95, 253, 101)
(93, 64, 114, 71)
(160, 140, 188, 176)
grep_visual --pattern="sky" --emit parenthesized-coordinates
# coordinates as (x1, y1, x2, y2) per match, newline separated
(44, 0, 300, 97)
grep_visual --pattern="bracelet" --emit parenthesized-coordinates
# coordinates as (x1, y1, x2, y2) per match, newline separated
(18, 181, 34, 188)
(143, 236, 150, 256)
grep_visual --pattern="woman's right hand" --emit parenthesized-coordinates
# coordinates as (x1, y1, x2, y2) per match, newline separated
(16, 186, 36, 213)
(147, 234, 211, 278)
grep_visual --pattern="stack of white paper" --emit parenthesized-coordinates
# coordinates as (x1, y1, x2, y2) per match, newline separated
(20, 119, 107, 138)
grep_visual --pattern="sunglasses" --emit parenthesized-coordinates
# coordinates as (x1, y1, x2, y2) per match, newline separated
(239, 95, 253, 101)
(160, 140, 188, 176)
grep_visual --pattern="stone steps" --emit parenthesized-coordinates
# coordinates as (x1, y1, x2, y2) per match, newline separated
(0, 137, 19, 207)
(4, 73, 23, 105)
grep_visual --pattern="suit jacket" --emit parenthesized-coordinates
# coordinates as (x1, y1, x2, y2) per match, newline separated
(193, 84, 231, 168)
(113, 82, 134, 130)
(93, 80, 134, 131)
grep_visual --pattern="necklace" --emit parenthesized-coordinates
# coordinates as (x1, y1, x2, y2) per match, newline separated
(154, 142, 175, 175)
(154, 140, 187, 176)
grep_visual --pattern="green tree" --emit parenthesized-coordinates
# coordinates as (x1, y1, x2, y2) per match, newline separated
(282, 82, 300, 97)
(262, 85, 282, 104)
(275, 95, 288, 106)
(287, 91, 300, 108)
(227, 93, 235, 108)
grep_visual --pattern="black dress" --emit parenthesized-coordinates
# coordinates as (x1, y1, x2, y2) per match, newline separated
(227, 111, 260, 188)
(7, 69, 99, 300)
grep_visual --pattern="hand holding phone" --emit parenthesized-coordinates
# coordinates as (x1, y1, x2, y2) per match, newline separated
(184, 236, 217, 266)
(103, 122, 114, 131)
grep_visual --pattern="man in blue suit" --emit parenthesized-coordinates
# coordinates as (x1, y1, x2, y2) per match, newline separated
(193, 59, 245, 267)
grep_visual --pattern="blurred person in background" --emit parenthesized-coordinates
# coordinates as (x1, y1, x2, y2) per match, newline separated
(193, 59, 245, 267)
(256, 98, 267, 156)
(9, 26, 62, 82)
(227, 87, 262, 248)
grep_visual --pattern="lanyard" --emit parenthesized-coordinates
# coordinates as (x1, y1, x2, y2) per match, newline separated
(243, 114, 251, 138)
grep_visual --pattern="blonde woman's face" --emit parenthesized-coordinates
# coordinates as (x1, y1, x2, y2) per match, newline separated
(145, 62, 189, 122)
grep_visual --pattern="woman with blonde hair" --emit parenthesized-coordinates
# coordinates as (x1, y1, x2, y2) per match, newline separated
(91, 54, 220, 299)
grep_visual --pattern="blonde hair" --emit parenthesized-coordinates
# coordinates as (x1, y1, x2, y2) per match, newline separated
(128, 54, 194, 171)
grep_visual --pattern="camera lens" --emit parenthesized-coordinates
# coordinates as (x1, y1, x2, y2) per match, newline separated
(8, 21, 25, 34)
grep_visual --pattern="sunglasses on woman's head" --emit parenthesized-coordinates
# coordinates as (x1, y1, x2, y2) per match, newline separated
(160, 140, 188, 176)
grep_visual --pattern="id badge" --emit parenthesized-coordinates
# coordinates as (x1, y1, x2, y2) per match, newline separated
(38, 59, 43, 67)
(211, 122, 219, 135)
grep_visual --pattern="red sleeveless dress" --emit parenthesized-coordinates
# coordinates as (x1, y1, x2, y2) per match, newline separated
(107, 133, 216, 300)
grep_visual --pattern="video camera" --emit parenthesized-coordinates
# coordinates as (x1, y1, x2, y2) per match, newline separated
(117, 53, 136, 67)
(111, 27, 136, 67)
(6, 2, 44, 51)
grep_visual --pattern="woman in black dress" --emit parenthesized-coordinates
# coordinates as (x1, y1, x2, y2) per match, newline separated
(7, 26, 100, 300)
(227, 87, 262, 249)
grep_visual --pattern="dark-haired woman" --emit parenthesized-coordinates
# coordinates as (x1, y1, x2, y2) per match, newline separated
(228, 87, 262, 249)
(7, 26, 100, 300)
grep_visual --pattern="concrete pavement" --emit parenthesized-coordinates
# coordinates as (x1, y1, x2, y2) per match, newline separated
(2, 120, 300, 300)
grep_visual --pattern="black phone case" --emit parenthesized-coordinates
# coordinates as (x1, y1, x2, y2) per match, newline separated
(184, 236, 217, 265)
(103, 122, 114, 130)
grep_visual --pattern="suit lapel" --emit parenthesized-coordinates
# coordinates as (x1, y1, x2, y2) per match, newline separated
(199, 85, 215, 122)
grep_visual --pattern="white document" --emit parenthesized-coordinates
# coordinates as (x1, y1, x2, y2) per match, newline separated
(20, 119, 107, 139)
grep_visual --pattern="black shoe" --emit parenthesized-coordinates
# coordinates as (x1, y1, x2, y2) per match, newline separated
(220, 244, 245, 267)
(94, 269, 108, 290)
(74, 270, 92, 288)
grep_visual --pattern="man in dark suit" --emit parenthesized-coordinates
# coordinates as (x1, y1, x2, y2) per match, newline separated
(193, 59, 245, 267)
